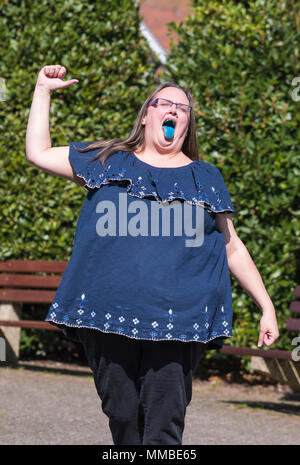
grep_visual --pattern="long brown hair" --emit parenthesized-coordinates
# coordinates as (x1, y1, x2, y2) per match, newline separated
(74, 82, 200, 165)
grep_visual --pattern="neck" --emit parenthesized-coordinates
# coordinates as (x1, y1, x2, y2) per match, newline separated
(135, 147, 183, 161)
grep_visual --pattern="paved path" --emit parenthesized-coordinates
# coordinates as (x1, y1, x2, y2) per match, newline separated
(1, 361, 299, 445)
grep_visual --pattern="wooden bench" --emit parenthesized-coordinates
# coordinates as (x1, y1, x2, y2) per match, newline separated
(0, 260, 66, 362)
(0, 260, 299, 390)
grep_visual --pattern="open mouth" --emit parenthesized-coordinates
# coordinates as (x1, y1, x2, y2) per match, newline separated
(162, 119, 176, 139)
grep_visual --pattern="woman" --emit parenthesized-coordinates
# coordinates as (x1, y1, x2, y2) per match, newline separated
(26, 65, 279, 445)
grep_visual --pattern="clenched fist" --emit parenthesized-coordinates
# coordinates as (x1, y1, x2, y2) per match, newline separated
(36, 64, 79, 91)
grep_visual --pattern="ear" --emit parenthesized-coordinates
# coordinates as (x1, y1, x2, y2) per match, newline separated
(142, 117, 146, 126)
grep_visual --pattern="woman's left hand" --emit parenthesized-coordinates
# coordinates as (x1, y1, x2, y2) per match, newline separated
(257, 311, 280, 347)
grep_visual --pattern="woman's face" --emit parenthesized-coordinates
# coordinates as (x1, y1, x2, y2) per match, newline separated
(142, 87, 190, 155)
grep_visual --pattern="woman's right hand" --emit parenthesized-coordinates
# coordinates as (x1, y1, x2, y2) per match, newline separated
(36, 64, 79, 91)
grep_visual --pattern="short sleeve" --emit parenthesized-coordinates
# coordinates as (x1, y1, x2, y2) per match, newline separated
(212, 166, 236, 215)
(69, 141, 103, 191)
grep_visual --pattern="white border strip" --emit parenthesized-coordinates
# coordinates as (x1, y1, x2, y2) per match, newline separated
(140, 21, 167, 65)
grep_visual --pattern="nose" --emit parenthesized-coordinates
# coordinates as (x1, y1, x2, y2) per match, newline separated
(169, 103, 177, 113)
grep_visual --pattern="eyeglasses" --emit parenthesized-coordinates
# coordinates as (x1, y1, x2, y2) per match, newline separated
(148, 98, 192, 115)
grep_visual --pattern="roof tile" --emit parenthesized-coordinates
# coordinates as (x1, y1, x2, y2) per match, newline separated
(140, 0, 191, 50)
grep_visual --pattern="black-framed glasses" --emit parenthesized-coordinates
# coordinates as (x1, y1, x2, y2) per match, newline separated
(148, 98, 192, 115)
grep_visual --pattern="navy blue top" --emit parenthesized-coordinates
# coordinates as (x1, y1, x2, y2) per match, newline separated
(45, 141, 236, 350)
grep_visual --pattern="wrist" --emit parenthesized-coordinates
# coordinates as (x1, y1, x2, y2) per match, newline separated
(35, 83, 51, 96)
(261, 305, 276, 316)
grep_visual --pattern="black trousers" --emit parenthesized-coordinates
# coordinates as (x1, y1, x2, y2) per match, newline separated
(68, 328, 206, 445)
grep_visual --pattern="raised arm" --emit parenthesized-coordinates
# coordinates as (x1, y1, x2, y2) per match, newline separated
(25, 64, 85, 186)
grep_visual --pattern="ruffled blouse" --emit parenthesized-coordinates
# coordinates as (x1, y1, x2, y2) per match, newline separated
(45, 141, 236, 350)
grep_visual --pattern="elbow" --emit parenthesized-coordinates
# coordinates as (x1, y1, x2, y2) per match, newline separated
(25, 137, 39, 164)
(25, 144, 34, 163)
(25, 144, 38, 165)
(25, 151, 40, 167)
(25, 153, 36, 165)
(226, 237, 245, 259)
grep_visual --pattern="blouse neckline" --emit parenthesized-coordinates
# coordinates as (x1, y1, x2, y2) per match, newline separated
(131, 152, 197, 170)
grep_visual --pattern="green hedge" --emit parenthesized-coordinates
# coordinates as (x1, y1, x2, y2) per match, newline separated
(160, 0, 300, 354)
(0, 0, 159, 260)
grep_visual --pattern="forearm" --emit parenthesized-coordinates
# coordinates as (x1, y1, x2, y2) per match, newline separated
(227, 244, 275, 315)
(26, 84, 51, 161)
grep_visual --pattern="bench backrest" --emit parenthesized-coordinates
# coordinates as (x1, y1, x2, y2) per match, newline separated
(285, 285, 300, 331)
(0, 260, 68, 303)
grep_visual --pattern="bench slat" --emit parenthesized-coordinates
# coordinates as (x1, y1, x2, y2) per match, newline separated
(285, 318, 300, 331)
(0, 289, 55, 303)
(290, 301, 300, 313)
(220, 345, 293, 360)
(0, 260, 68, 273)
(0, 320, 60, 330)
(0, 273, 62, 288)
